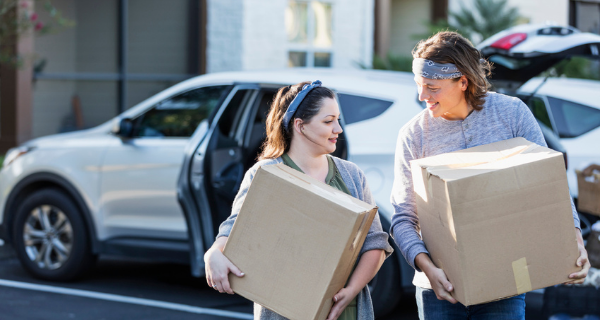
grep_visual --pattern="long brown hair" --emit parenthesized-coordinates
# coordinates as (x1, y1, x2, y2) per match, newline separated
(259, 81, 335, 160)
(412, 31, 492, 110)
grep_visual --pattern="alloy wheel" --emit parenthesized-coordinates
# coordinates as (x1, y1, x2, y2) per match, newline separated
(22, 205, 74, 270)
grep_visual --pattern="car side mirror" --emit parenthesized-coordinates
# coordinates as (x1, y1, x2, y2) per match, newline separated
(111, 118, 133, 138)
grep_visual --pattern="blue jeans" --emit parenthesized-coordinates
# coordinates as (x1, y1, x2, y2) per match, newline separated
(416, 287, 526, 320)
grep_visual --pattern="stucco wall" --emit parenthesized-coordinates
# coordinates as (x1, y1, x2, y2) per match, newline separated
(389, 0, 431, 56)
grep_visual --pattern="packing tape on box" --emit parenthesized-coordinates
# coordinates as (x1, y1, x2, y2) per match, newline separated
(512, 257, 532, 295)
(425, 145, 535, 172)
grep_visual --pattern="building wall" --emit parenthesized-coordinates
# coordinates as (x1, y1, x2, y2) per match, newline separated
(242, 0, 287, 70)
(448, 0, 568, 27)
(32, 0, 77, 138)
(30, 0, 375, 138)
(334, 0, 374, 69)
(207, 0, 374, 72)
(75, 0, 119, 130)
(206, 0, 244, 73)
(389, 0, 431, 56)
(128, 0, 189, 74)
(32, 0, 189, 138)
(574, 1, 600, 34)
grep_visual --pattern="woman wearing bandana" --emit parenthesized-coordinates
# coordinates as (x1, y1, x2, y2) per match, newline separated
(390, 32, 589, 319)
(204, 81, 393, 320)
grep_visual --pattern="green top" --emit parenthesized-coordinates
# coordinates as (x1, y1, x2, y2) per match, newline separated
(280, 154, 357, 317)
(281, 154, 351, 196)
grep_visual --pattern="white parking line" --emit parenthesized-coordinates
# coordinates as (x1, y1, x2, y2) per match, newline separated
(0, 279, 253, 319)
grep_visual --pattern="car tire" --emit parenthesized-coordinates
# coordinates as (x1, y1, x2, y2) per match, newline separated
(12, 188, 95, 281)
(369, 249, 402, 317)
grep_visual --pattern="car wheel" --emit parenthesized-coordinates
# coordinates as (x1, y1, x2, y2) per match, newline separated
(369, 250, 402, 317)
(12, 189, 95, 281)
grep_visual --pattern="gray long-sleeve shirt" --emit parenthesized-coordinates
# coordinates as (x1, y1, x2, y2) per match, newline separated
(390, 92, 580, 288)
(218, 156, 393, 320)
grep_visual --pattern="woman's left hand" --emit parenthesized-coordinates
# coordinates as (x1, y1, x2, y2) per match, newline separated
(326, 287, 360, 320)
(566, 242, 590, 284)
(565, 228, 590, 285)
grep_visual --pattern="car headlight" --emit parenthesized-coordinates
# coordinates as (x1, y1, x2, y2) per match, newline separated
(3, 146, 35, 168)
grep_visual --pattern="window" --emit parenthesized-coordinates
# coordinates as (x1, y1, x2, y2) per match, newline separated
(217, 89, 254, 137)
(337, 93, 393, 125)
(286, 1, 333, 67)
(132, 86, 229, 138)
(547, 97, 600, 138)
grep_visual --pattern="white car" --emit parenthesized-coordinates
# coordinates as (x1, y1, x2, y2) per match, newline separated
(478, 23, 600, 203)
(517, 77, 600, 198)
(0, 68, 423, 316)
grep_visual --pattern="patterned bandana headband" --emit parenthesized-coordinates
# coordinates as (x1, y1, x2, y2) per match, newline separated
(282, 80, 322, 131)
(412, 58, 463, 80)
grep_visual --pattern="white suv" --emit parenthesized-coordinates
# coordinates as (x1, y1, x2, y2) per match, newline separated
(0, 68, 424, 316)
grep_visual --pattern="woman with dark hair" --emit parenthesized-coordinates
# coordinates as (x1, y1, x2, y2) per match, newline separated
(390, 31, 590, 319)
(204, 80, 393, 320)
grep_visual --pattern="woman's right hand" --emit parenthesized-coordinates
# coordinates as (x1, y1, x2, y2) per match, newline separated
(204, 237, 244, 294)
(415, 253, 457, 304)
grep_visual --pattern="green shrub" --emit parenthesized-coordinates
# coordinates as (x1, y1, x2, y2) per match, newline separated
(542, 57, 600, 80)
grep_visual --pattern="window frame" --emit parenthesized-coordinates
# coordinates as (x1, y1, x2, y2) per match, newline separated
(287, 0, 334, 68)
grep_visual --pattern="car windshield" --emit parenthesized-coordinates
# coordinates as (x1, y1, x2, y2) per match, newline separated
(547, 96, 600, 138)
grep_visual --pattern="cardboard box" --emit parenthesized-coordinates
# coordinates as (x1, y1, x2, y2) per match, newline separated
(411, 138, 579, 306)
(223, 163, 377, 320)
(576, 170, 600, 216)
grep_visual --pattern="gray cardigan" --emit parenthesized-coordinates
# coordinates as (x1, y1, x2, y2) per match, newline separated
(217, 156, 393, 320)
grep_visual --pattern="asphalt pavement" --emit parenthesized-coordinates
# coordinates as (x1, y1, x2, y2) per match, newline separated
(0, 243, 548, 320)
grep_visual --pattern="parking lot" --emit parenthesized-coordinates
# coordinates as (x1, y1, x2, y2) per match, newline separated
(0, 243, 557, 320)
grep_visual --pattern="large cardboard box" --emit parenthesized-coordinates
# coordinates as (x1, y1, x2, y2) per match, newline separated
(411, 138, 579, 306)
(576, 170, 600, 216)
(223, 163, 377, 320)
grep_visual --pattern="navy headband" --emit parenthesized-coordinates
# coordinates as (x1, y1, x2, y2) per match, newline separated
(282, 80, 322, 131)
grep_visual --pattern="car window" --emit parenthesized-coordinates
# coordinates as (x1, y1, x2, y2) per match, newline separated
(526, 97, 554, 130)
(218, 89, 254, 138)
(547, 97, 600, 138)
(337, 93, 393, 125)
(132, 85, 230, 138)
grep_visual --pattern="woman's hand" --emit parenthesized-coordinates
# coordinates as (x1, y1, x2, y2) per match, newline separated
(565, 229, 590, 285)
(582, 164, 600, 176)
(426, 266, 457, 303)
(416, 253, 457, 304)
(204, 237, 244, 294)
(326, 286, 360, 320)
(326, 249, 385, 320)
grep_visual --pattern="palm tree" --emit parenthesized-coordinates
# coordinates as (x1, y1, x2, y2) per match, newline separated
(449, 0, 521, 44)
